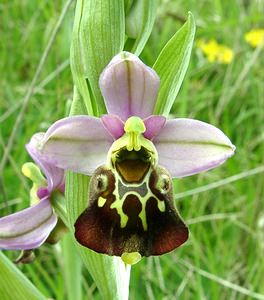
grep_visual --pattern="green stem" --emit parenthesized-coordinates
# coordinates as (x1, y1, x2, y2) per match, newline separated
(62, 234, 83, 300)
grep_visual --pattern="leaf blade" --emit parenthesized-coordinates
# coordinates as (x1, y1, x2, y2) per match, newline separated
(62, 234, 82, 300)
(153, 12, 196, 116)
(0, 252, 46, 300)
(126, 0, 158, 55)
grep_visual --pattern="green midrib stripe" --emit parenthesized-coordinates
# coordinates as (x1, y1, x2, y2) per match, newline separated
(156, 140, 233, 149)
(48, 135, 233, 149)
(46, 136, 107, 142)
(0, 211, 54, 239)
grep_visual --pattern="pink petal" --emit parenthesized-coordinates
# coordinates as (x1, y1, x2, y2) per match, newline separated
(37, 187, 49, 199)
(143, 115, 166, 140)
(153, 118, 235, 177)
(26, 132, 64, 191)
(99, 52, 160, 120)
(101, 114, 124, 139)
(40, 116, 114, 175)
(0, 198, 57, 250)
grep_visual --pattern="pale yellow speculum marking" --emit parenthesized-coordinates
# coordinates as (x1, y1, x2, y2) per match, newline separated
(110, 169, 165, 231)
(111, 200, 128, 228)
(98, 196, 107, 208)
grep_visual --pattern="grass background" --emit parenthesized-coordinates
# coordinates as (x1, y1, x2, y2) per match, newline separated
(0, 0, 264, 299)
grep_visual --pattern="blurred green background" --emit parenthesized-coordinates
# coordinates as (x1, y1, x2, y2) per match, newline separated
(1, 0, 264, 299)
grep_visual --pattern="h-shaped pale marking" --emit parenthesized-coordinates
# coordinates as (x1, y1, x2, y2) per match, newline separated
(98, 168, 165, 231)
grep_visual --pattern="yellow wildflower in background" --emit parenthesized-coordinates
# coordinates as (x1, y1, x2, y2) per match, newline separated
(197, 39, 234, 64)
(245, 29, 264, 48)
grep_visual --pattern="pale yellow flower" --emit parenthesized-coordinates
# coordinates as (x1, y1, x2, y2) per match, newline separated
(197, 39, 234, 64)
(245, 29, 264, 48)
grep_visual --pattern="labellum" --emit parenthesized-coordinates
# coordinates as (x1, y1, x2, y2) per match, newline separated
(74, 117, 188, 258)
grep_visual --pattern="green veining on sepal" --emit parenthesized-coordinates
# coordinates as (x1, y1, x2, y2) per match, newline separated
(0, 211, 55, 239)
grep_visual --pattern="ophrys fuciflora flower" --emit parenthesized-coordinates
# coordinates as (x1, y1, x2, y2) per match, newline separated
(37, 52, 235, 262)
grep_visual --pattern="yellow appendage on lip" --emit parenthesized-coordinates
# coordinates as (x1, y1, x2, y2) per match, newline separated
(121, 252, 142, 265)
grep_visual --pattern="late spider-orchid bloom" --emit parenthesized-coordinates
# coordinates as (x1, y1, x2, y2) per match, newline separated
(0, 133, 64, 250)
(38, 52, 235, 261)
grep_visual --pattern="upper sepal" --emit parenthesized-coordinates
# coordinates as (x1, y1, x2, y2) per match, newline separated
(99, 52, 160, 121)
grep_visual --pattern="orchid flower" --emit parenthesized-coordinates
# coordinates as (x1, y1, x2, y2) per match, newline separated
(0, 133, 64, 250)
(38, 51, 235, 261)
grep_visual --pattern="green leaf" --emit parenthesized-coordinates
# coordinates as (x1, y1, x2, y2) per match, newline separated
(62, 234, 82, 300)
(70, 0, 125, 116)
(0, 251, 46, 300)
(124, 0, 134, 14)
(69, 86, 87, 116)
(126, 0, 158, 55)
(153, 12, 196, 116)
(70, 0, 94, 116)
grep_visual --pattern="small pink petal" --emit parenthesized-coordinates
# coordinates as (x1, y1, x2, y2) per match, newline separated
(143, 115, 166, 140)
(153, 118, 235, 178)
(0, 198, 57, 250)
(37, 187, 49, 199)
(99, 52, 160, 120)
(101, 114, 124, 139)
